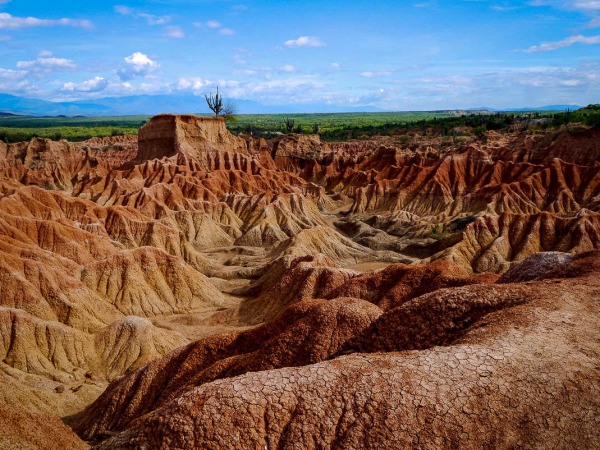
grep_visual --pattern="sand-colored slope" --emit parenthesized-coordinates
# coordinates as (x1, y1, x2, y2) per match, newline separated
(0, 404, 88, 450)
(432, 210, 600, 273)
(0, 116, 598, 448)
(73, 252, 600, 449)
(71, 297, 382, 440)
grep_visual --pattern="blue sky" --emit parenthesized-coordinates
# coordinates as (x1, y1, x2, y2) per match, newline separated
(0, 0, 598, 110)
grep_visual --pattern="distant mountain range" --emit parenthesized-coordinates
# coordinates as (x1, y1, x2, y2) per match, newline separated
(0, 93, 384, 117)
(0, 93, 584, 117)
(468, 105, 582, 112)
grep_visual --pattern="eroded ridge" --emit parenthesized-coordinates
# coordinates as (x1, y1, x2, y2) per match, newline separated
(73, 251, 600, 449)
(0, 115, 598, 448)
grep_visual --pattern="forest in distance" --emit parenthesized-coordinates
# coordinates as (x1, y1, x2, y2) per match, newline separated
(1, 106, 598, 143)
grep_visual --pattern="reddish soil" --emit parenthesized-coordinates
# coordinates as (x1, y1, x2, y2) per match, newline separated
(0, 115, 598, 448)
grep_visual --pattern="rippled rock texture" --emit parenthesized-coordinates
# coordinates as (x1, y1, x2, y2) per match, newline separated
(0, 115, 598, 448)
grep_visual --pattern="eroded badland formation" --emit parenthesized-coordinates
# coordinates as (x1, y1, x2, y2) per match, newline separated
(0, 114, 599, 449)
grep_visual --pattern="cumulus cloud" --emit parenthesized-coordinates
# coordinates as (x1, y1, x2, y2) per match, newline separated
(177, 77, 210, 91)
(0, 80, 39, 97)
(206, 20, 221, 28)
(284, 36, 325, 48)
(117, 51, 159, 80)
(0, 66, 40, 96)
(125, 52, 157, 69)
(331, 62, 340, 69)
(16, 56, 76, 72)
(0, 13, 91, 30)
(176, 77, 242, 96)
(0, 67, 27, 80)
(520, 34, 600, 52)
(163, 26, 184, 38)
(61, 76, 108, 92)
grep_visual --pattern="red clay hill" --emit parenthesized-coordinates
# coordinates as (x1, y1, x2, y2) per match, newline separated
(0, 114, 598, 449)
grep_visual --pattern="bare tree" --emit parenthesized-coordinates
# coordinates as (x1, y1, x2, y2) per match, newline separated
(222, 99, 238, 122)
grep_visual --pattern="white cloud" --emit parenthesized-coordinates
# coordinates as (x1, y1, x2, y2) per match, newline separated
(16, 57, 76, 72)
(7, 58, 598, 111)
(417, 75, 473, 85)
(219, 27, 235, 35)
(38, 50, 53, 57)
(139, 13, 171, 25)
(115, 6, 171, 25)
(124, 52, 158, 70)
(233, 54, 247, 65)
(195, 20, 234, 35)
(0, 79, 41, 97)
(0, 0, 11, 4)
(203, 76, 326, 105)
(492, 5, 519, 10)
(241, 76, 325, 96)
(114, 5, 133, 15)
(572, 0, 600, 10)
(331, 62, 340, 69)
(560, 79, 581, 85)
(360, 69, 393, 78)
(283, 36, 325, 48)
(118, 51, 159, 80)
(163, 26, 184, 38)
(0, 67, 27, 80)
(61, 76, 108, 92)
(280, 64, 295, 73)
(529, 0, 600, 10)
(521, 34, 600, 52)
(177, 77, 210, 91)
(0, 13, 92, 30)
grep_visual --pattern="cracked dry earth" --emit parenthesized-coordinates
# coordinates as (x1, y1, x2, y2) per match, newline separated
(0, 115, 599, 449)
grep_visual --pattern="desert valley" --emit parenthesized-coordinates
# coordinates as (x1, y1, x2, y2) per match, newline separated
(0, 112, 598, 448)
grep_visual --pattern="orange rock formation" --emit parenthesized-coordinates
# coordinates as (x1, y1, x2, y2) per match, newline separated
(0, 114, 598, 448)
